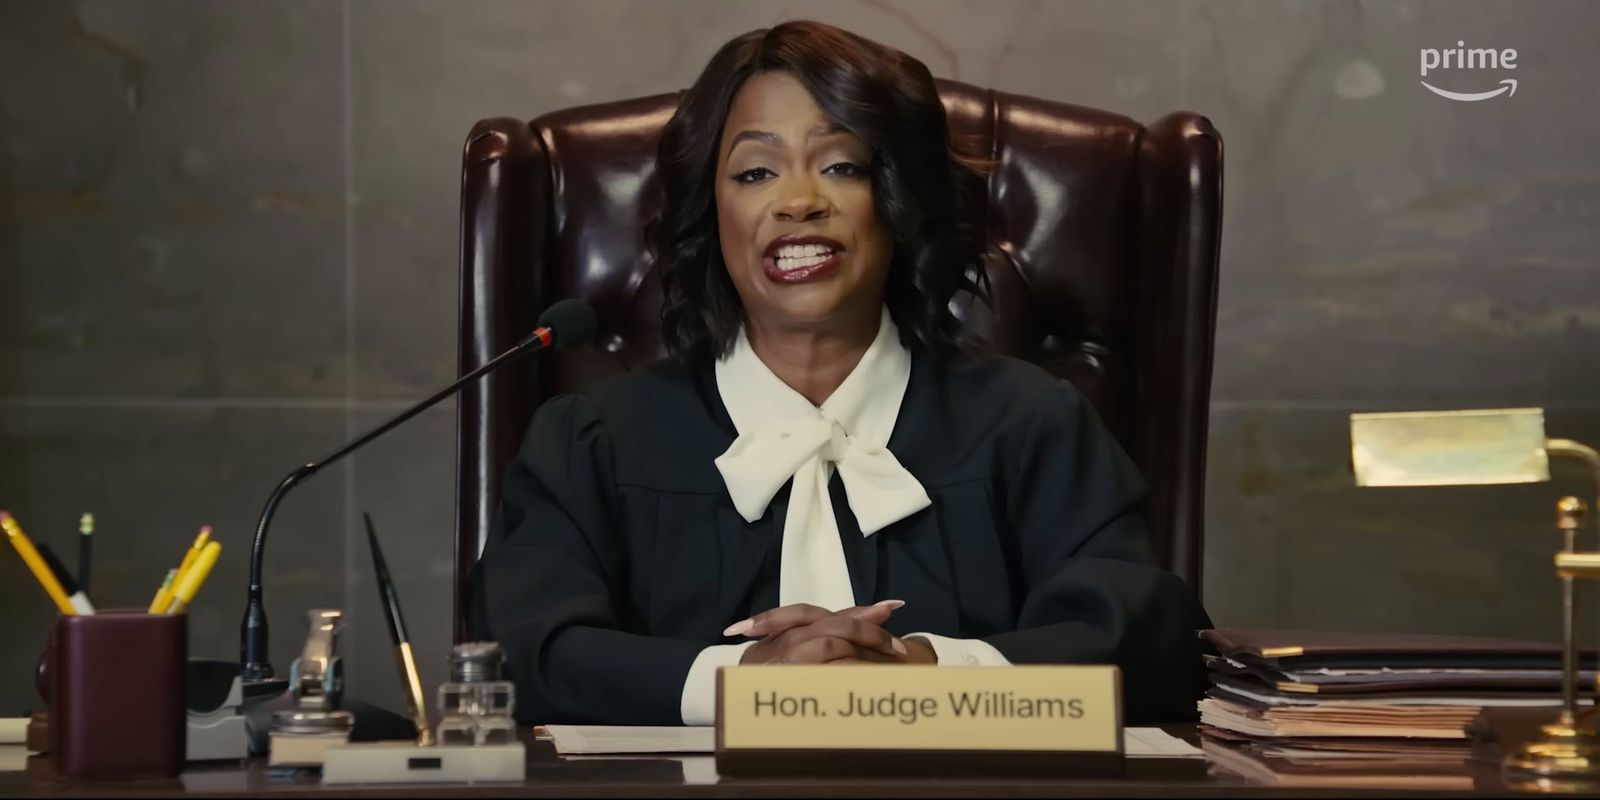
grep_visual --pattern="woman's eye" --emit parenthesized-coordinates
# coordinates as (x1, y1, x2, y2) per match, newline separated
(823, 161, 866, 177)
(732, 167, 774, 184)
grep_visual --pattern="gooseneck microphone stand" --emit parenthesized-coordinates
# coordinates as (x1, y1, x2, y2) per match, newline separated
(240, 301, 594, 687)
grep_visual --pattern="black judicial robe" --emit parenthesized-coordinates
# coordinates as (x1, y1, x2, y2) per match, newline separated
(471, 351, 1212, 725)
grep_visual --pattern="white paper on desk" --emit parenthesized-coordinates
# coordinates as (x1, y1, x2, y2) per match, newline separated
(547, 725, 715, 755)
(1124, 727, 1203, 759)
(0, 718, 24, 746)
(0, 746, 26, 772)
(546, 725, 1201, 759)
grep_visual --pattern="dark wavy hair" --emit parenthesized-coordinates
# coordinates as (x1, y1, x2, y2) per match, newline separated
(650, 20, 989, 360)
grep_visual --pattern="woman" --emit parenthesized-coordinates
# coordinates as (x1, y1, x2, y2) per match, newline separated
(473, 20, 1210, 726)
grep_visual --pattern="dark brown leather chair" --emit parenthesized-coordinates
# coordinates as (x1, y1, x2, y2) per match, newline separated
(454, 80, 1222, 641)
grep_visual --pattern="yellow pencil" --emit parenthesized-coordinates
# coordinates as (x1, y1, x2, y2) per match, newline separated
(1, 511, 77, 615)
(147, 568, 179, 614)
(177, 526, 212, 580)
(153, 526, 211, 613)
(165, 541, 221, 615)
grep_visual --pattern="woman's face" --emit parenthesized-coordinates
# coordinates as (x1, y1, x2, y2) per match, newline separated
(715, 71, 893, 335)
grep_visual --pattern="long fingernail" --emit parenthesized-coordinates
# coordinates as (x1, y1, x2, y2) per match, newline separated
(875, 599, 905, 610)
(723, 619, 754, 637)
(891, 638, 908, 656)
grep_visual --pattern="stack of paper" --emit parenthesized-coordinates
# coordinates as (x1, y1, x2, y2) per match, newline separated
(1200, 739, 1473, 790)
(545, 726, 714, 755)
(1196, 629, 1590, 785)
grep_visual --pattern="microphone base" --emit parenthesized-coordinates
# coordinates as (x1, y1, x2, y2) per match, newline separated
(243, 676, 290, 699)
(241, 684, 418, 756)
(240, 678, 291, 756)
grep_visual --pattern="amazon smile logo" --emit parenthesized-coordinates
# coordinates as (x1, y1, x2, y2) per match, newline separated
(1420, 41, 1518, 101)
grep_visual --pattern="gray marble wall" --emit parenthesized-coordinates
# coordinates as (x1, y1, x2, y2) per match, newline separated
(1, 0, 1596, 717)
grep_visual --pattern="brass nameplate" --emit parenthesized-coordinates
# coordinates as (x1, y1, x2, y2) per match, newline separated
(716, 665, 1122, 754)
(1350, 408, 1550, 487)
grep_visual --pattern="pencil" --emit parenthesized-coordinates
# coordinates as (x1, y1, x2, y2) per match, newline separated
(153, 526, 211, 613)
(164, 541, 221, 615)
(148, 568, 178, 614)
(1, 511, 77, 615)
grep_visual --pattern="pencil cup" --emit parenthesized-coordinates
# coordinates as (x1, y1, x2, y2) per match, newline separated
(49, 610, 187, 779)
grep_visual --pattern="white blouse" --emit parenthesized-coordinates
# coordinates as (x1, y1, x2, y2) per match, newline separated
(679, 309, 1009, 726)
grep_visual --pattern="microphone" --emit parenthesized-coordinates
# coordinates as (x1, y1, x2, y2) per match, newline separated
(240, 298, 596, 686)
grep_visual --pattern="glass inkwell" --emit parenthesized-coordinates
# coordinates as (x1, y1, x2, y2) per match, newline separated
(436, 642, 516, 746)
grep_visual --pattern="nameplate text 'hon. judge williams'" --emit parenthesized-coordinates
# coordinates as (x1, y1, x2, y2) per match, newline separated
(715, 665, 1123, 775)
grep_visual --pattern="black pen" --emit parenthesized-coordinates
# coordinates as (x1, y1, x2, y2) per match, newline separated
(77, 513, 94, 597)
(37, 542, 95, 615)
(363, 512, 433, 745)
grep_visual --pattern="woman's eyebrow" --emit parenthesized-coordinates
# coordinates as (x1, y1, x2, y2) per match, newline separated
(808, 122, 849, 140)
(728, 129, 781, 155)
(727, 123, 851, 154)
(729, 128, 777, 150)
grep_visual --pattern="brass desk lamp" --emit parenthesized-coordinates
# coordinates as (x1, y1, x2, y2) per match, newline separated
(1350, 408, 1600, 784)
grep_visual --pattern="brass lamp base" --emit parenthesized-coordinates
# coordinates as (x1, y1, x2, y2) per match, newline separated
(1504, 720, 1600, 790)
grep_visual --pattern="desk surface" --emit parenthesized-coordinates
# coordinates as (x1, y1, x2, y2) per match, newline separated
(0, 727, 1552, 798)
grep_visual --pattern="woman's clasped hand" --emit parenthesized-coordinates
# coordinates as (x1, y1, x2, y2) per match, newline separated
(731, 600, 938, 665)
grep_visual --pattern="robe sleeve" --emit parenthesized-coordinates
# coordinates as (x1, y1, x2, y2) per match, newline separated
(981, 380, 1212, 724)
(473, 393, 705, 724)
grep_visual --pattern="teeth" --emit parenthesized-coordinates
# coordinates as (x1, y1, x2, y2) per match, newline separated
(775, 254, 831, 270)
(774, 243, 835, 259)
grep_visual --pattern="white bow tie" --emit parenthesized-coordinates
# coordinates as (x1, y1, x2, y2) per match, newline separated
(714, 311, 931, 611)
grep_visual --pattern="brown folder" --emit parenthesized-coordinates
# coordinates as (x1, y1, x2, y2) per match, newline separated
(1208, 673, 1567, 703)
(1206, 659, 1584, 695)
(1201, 628, 1583, 670)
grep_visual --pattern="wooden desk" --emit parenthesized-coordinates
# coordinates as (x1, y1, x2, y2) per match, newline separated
(0, 727, 1543, 797)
